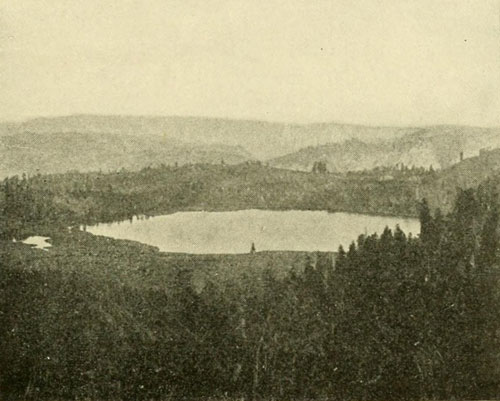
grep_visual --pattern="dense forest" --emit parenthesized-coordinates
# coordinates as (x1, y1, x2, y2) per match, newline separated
(1, 163, 500, 399)
(0, 162, 433, 240)
(4, 150, 500, 241)
(1, 160, 500, 400)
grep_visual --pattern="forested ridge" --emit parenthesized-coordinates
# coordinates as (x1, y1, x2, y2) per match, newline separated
(1, 162, 500, 400)
(3, 148, 499, 241)
(0, 162, 428, 240)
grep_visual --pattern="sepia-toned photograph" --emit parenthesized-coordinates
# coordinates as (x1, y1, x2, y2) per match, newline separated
(1, 1, 500, 399)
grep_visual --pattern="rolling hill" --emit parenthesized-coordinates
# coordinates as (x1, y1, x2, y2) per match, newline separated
(0, 114, 419, 160)
(0, 131, 252, 178)
(1, 115, 499, 177)
(269, 126, 500, 172)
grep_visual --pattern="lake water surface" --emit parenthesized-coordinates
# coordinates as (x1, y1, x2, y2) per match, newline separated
(84, 210, 420, 254)
(19, 236, 52, 251)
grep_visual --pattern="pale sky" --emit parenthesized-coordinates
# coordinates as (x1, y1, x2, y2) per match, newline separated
(1, 0, 499, 126)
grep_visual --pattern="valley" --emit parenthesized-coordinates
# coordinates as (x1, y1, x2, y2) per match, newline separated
(1, 116, 500, 401)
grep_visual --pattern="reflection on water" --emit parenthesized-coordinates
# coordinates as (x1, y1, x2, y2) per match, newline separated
(84, 210, 420, 254)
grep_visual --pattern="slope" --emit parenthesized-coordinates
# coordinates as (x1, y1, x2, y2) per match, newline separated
(0, 131, 252, 178)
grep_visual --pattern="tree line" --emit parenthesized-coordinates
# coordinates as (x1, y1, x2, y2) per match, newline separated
(0, 163, 428, 240)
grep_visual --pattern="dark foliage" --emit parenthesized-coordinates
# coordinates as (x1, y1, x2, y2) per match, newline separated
(0, 171, 499, 399)
(0, 163, 427, 240)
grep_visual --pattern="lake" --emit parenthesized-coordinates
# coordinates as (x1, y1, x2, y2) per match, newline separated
(84, 210, 420, 254)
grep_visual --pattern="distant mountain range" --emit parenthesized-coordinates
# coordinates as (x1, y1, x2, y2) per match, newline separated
(1, 115, 499, 177)
(0, 114, 420, 159)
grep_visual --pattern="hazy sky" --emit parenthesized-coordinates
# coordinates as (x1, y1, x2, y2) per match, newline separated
(1, 0, 499, 125)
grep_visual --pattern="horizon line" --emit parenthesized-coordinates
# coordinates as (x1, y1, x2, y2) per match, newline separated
(1, 112, 500, 130)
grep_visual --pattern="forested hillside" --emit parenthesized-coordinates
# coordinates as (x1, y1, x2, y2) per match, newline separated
(4, 147, 500, 241)
(1, 188, 499, 400)
(270, 127, 500, 172)
(2, 148, 500, 400)
(0, 163, 428, 240)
